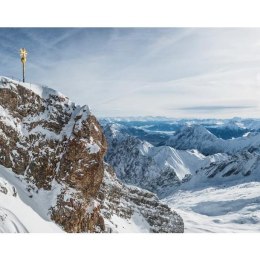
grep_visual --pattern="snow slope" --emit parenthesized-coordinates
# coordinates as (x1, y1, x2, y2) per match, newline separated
(0, 166, 63, 233)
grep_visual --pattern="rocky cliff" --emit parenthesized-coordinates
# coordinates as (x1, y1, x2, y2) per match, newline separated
(0, 77, 183, 233)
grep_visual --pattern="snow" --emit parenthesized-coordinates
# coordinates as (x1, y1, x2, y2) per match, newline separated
(103, 120, 260, 232)
(107, 212, 151, 233)
(104, 123, 235, 197)
(73, 105, 90, 131)
(0, 191, 62, 233)
(148, 146, 200, 180)
(0, 76, 67, 100)
(138, 141, 153, 155)
(0, 76, 93, 143)
(86, 143, 100, 154)
(0, 105, 20, 131)
(0, 165, 63, 233)
(0, 208, 28, 233)
(163, 182, 260, 232)
(86, 199, 100, 214)
(27, 125, 61, 140)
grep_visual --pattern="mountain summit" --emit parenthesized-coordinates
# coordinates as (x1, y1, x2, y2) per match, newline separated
(0, 77, 183, 233)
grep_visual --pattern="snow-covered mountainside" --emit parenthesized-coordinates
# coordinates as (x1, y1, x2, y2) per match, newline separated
(103, 121, 260, 232)
(0, 76, 183, 233)
(164, 128, 260, 232)
(103, 123, 227, 197)
(163, 149, 260, 232)
(165, 125, 260, 155)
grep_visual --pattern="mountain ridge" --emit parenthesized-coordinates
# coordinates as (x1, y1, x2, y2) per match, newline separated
(165, 124, 260, 155)
(0, 76, 184, 233)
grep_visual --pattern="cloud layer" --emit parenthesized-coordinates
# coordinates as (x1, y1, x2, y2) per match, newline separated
(1, 28, 260, 118)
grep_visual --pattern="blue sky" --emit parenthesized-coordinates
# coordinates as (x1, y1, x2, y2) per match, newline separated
(1, 28, 260, 118)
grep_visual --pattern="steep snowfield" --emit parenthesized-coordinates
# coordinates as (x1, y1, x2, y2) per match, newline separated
(163, 182, 260, 232)
(0, 166, 63, 233)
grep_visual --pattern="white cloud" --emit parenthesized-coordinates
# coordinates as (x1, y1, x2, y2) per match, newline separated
(1, 28, 260, 118)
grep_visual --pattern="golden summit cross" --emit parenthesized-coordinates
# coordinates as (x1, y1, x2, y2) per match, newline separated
(20, 48, 27, 82)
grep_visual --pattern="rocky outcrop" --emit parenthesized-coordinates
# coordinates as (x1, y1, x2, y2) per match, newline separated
(98, 165, 184, 233)
(0, 77, 108, 232)
(0, 77, 184, 233)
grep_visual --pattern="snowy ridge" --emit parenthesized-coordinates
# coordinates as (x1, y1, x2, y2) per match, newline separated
(0, 77, 99, 152)
(165, 124, 260, 155)
(0, 76, 67, 100)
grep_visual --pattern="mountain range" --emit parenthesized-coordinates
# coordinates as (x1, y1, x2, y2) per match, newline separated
(102, 119, 260, 232)
(1, 75, 260, 233)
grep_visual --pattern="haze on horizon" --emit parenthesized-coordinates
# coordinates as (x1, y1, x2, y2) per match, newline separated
(1, 28, 260, 119)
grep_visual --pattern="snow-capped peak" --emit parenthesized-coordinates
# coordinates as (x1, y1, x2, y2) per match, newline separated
(0, 76, 68, 101)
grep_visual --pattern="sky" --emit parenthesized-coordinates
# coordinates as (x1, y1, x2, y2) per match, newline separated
(1, 28, 260, 118)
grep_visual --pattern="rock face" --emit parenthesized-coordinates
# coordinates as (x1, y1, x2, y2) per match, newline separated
(98, 165, 184, 232)
(0, 77, 184, 233)
(0, 77, 107, 232)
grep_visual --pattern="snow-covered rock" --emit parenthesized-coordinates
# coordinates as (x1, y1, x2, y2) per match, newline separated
(0, 76, 183, 233)
(98, 165, 184, 233)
